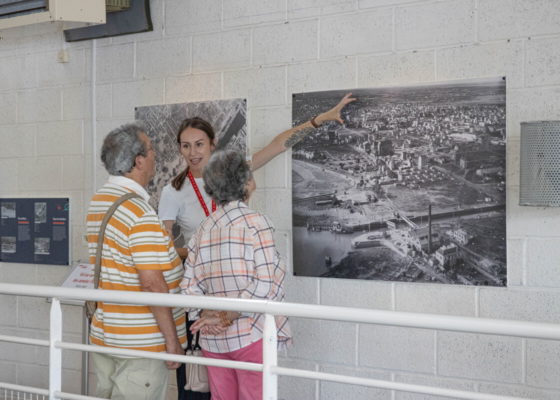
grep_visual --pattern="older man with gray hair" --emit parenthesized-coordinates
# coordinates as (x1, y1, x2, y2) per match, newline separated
(86, 122, 186, 399)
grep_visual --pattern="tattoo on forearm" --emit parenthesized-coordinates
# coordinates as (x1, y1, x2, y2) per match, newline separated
(284, 127, 315, 148)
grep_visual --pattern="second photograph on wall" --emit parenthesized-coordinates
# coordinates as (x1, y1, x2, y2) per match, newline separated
(292, 77, 507, 286)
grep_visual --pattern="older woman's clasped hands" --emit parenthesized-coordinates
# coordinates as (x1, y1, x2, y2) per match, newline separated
(190, 310, 239, 335)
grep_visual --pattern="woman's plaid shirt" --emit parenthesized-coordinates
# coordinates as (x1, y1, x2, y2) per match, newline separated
(180, 200, 292, 353)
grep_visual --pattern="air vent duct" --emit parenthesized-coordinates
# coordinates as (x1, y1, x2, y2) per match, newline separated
(106, 0, 130, 13)
(0, 0, 105, 29)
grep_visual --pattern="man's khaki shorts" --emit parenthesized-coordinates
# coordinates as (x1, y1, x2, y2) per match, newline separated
(92, 352, 169, 400)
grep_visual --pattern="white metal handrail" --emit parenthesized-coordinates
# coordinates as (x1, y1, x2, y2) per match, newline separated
(1, 282, 559, 400)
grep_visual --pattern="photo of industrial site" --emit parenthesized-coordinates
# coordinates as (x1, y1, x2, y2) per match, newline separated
(292, 77, 507, 286)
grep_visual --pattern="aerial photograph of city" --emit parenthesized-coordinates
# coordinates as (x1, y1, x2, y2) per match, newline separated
(136, 99, 247, 209)
(292, 77, 506, 286)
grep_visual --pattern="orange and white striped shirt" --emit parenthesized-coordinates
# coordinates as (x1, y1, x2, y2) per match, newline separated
(86, 176, 186, 352)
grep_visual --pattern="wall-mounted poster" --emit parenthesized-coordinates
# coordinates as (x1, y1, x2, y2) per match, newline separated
(292, 77, 506, 286)
(0, 198, 70, 265)
(135, 99, 247, 209)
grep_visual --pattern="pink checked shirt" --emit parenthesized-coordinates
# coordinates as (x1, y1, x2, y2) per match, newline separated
(181, 201, 292, 353)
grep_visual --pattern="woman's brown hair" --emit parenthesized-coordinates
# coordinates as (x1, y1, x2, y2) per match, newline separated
(171, 117, 216, 190)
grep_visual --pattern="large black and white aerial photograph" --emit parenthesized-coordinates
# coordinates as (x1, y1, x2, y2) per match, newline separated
(135, 99, 247, 209)
(292, 77, 506, 286)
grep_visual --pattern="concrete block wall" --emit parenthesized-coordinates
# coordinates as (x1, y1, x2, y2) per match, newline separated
(1, 0, 560, 399)
(0, 21, 90, 394)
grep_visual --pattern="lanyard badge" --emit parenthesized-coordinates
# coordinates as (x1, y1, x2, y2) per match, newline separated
(187, 170, 216, 217)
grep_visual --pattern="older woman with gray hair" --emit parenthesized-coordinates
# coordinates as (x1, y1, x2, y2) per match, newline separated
(180, 149, 291, 400)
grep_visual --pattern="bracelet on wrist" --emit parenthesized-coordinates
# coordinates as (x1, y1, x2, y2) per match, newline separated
(219, 311, 233, 327)
(310, 116, 320, 129)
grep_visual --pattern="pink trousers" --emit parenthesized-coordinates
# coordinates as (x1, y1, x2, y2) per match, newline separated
(202, 340, 263, 400)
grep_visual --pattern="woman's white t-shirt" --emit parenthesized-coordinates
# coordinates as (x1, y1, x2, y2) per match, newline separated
(158, 178, 213, 245)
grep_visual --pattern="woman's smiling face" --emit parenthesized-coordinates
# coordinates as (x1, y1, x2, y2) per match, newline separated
(179, 127, 215, 177)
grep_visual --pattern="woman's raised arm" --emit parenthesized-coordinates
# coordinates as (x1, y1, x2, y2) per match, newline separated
(250, 93, 356, 171)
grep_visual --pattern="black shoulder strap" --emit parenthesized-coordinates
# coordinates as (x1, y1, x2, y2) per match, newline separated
(93, 192, 141, 289)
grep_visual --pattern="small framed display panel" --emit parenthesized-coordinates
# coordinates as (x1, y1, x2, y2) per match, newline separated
(0, 198, 70, 265)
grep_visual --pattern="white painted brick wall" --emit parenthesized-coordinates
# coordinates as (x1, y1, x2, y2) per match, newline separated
(479, 288, 560, 323)
(36, 49, 86, 87)
(18, 88, 62, 123)
(165, 72, 223, 103)
(63, 85, 92, 121)
(478, 0, 560, 41)
(17, 156, 63, 192)
(95, 43, 135, 82)
(436, 41, 524, 88)
(0, 124, 35, 158)
(2, 0, 560, 398)
(320, 365, 390, 400)
(36, 121, 84, 156)
(0, 54, 36, 90)
(437, 332, 522, 383)
(223, 66, 286, 106)
(395, 0, 475, 50)
(136, 37, 191, 79)
(289, 58, 356, 93)
(250, 106, 292, 149)
(478, 383, 560, 400)
(395, 372, 475, 400)
(253, 20, 318, 65)
(320, 278, 392, 309)
(289, 0, 358, 19)
(526, 339, 560, 389)
(165, 0, 222, 36)
(252, 152, 288, 188)
(0, 92, 17, 125)
(526, 36, 560, 87)
(192, 30, 251, 72)
(112, 79, 165, 118)
(223, 0, 286, 28)
(357, 50, 435, 87)
(320, 10, 393, 58)
(278, 358, 317, 400)
(394, 283, 476, 316)
(289, 319, 357, 364)
(359, 325, 435, 373)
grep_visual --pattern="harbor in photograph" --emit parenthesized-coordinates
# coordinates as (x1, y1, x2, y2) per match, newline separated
(292, 78, 506, 286)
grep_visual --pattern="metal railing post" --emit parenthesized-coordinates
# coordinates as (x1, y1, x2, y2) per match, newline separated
(262, 313, 278, 400)
(49, 298, 62, 400)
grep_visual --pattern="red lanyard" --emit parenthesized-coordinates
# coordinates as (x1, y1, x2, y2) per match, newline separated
(187, 170, 216, 217)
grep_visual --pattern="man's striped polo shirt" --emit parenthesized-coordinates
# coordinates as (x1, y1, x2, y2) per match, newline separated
(86, 176, 186, 352)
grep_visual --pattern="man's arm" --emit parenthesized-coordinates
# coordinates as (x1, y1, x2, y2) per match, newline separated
(138, 269, 183, 370)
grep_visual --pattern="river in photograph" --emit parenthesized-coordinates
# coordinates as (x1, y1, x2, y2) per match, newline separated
(293, 227, 360, 277)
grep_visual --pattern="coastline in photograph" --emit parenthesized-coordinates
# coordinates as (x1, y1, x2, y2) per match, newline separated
(292, 78, 506, 286)
(135, 99, 247, 210)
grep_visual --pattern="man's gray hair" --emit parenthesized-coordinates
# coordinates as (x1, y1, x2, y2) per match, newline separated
(203, 150, 252, 206)
(100, 122, 148, 176)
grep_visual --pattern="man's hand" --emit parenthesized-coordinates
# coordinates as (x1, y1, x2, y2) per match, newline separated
(138, 269, 184, 369)
(165, 338, 184, 370)
(316, 93, 356, 125)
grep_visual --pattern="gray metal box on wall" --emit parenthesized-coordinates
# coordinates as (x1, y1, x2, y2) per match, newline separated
(520, 121, 560, 206)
